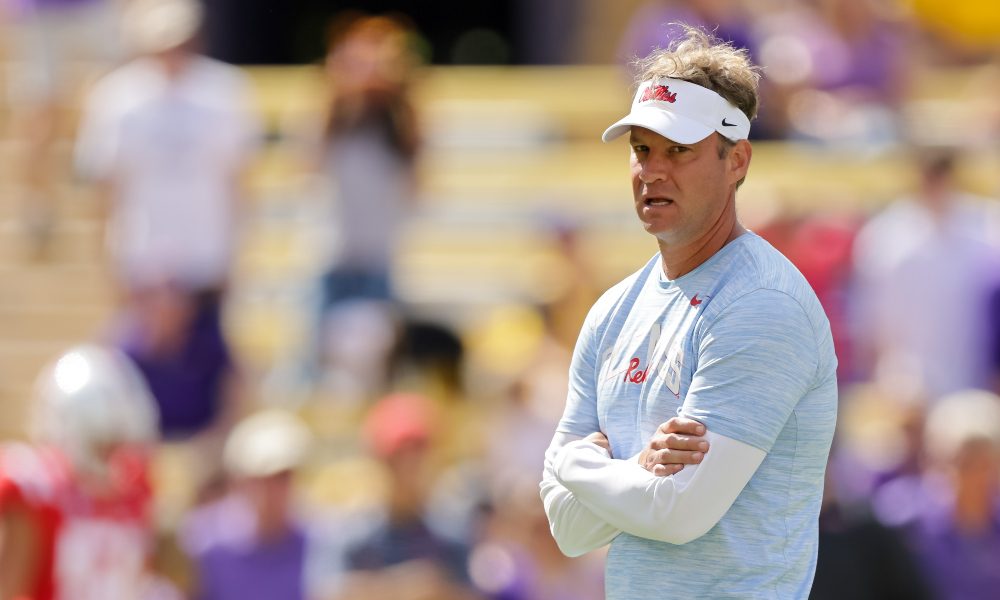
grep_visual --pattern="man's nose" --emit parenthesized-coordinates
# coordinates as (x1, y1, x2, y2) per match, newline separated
(640, 155, 669, 184)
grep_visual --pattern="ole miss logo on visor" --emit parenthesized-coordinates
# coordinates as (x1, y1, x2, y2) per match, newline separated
(640, 84, 677, 104)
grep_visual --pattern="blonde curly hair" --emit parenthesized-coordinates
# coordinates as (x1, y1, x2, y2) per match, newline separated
(633, 25, 760, 123)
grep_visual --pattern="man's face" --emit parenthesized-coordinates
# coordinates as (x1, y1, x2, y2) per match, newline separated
(629, 127, 745, 246)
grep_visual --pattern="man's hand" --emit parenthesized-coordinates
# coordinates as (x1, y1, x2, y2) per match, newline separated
(637, 417, 709, 476)
(583, 431, 612, 456)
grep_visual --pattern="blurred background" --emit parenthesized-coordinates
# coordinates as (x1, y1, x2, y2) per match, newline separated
(1, 0, 1000, 598)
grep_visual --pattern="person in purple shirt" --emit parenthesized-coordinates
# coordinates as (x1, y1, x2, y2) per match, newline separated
(617, 0, 757, 66)
(748, 0, 910, 143)
(197, 527, 307, 600)
(906, 390, 1000, 600)
(181, 410, 313, 600)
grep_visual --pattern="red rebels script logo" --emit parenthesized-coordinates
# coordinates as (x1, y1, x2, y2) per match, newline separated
(624, 357, 649, 384)
(640, 84, 677, 103)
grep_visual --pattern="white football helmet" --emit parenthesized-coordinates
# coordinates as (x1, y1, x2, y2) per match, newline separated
(32, 345, 159, 477)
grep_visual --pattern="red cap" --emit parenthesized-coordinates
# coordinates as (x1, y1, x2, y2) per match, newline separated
(364, 393, 433, 458)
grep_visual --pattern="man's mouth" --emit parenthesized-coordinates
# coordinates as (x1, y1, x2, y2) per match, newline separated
(644, 197, 673, 206)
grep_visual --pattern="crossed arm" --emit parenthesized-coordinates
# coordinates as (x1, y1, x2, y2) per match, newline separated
(540, 419, 765, 556)
(542, 289, 822, 556)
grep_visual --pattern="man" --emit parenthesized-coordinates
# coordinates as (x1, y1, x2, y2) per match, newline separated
(182, 409, 313, 600)
(334, 393, 478, 600)
(851, 146, 1000, 400)
(907, 390, 1000, 600)
(73, 0, 259, 447)
(539, 27, 838, 598)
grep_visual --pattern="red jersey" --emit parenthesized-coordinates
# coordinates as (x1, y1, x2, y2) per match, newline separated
(0, 443, 153, 600)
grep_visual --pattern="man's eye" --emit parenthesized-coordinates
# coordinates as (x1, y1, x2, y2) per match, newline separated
(632, 145, 649, 153)
(669, 146, 689, 153)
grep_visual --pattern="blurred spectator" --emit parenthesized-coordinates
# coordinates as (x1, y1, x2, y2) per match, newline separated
(811, 0, 910, 99)
(809, 458, 933, 600)
(851, 146, 1000, 401)
(2, 0, 121, 258)
(181, 409, 314, 600)
(318, 13, 421, 308)
(73, 0, 260, 450)
(0, 345, 178, 599)
(905, 390, 1000, 600)
(334, 393, 480, 600)
(750, 0, 911, 143)
(305, 13, 422, 399)
(616, 0, 756, 66)
(827, 383, 929, 506)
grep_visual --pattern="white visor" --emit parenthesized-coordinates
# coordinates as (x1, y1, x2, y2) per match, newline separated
(602, 77, 751, 144)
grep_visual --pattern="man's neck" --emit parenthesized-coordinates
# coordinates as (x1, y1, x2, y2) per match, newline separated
(156, 48, 196, 80)
(658, 213, 745, 281)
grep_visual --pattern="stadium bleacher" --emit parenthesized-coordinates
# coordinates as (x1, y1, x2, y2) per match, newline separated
(1, 62, 998, 439)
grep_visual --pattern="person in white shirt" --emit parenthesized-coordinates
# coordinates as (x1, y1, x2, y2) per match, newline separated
(851, 146, 1000, 401)
(74, 0, 259, 454)
(75, 0, 259, 297)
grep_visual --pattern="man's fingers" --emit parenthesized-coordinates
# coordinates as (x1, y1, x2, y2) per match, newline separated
(652, 448, 704, 466)
(641, 419, 709, 474)
(657, 417, 706, 436)
(651, 433, 710, 452)
(652, 463, 684, 477)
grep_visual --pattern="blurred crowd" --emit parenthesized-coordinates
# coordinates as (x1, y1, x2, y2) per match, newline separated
(1, 0, 1000, 599)
(615, 0, 1000, 146)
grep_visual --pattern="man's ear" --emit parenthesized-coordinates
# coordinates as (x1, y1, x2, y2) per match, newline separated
(727, 139, 752, 185)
